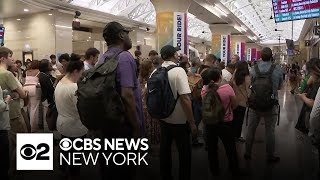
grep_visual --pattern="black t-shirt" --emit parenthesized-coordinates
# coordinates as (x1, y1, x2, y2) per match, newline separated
(38, 72, 56, 105)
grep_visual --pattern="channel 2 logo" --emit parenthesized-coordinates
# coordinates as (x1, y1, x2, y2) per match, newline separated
(16, 133, 53, 170)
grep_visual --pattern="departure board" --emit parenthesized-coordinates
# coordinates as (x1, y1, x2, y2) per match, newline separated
(0, 27, 4, 46)
(272, 0, 320, 23)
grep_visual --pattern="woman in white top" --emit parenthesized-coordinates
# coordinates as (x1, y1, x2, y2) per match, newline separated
(23, 60, 42, 132)
(55, 53, 87, 180)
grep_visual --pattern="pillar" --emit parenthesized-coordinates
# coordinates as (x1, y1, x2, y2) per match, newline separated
(231, 35, 247, 61)
(210, 24, 233, 65)
(151, 0, 192, 55)
(53, 11, 73, 56)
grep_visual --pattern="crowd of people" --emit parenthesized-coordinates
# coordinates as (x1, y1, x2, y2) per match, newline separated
(0, 21, 320, 180)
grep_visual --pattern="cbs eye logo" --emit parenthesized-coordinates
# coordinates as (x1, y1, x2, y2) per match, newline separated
(16, 133, 53, 170)
(59, 138, 72, 151)
(20, 143, 50, 160)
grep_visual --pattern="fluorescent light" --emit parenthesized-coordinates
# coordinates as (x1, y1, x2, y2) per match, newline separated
(48, 13, 53, 16)
(188, 13, 196, 19)
(213, 5, 228, 17)
(240, 26, 247, 32)
(89, 37, 91, 39)
(234, 26, 242, 32)
(17, 19, 21, 21)
(55, 25, 72, 29)
(24, 9, 29, 12)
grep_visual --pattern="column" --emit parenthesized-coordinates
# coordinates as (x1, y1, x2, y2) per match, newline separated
(210, 24, 232, 65)
(53, 11, 73, 56)
(151, 0, 192, 55)
(231, 35, 247, 61)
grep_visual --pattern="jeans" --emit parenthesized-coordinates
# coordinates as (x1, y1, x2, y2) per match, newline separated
(0, 130, 9, 180)
(245, 106, 278, 157)
(206, 122, 239, 174)
(160, 121, 191, 180)
(232, 106, 247, 138)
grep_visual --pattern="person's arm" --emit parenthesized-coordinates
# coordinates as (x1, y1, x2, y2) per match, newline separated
(6, 72, 27, 99)
(117, 53, 141, 137)
(0, 88, 10, 112)
(180, 94, 195, 125)
(231, 95, 238, 109)
(121, 87, 140, 137)
(176, 68, 197, 135)
(298, 93, 315, 108)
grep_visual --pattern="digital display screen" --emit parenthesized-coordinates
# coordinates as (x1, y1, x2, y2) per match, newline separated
(272, 0, 320, 23)
(0, 27, 4, 46)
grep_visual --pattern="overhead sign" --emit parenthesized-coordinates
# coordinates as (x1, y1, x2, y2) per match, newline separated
(272, 0, 320, 23)
(235, 42, 246, 61)
(247, 48, 252, 61)
(173, 12, 188, 55)
(251, 48, 257, 61)
(221, 34, 231, 65)
(0, 27, 4, 46)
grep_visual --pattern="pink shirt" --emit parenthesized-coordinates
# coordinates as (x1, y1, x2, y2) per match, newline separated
(201, 84, 235, 122)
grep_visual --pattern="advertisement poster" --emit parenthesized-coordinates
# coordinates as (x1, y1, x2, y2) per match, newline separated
(157, 12, 188, 55)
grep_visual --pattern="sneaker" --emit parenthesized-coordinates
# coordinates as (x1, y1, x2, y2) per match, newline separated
(267, 156, 280, 163)
(244, 154, 251, 160)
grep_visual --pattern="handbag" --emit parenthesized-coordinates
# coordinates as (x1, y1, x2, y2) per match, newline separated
(40, 72, 58, 131)
(46, 103, 58, 131)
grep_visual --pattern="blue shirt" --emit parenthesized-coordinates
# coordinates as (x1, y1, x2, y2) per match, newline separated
(250, 61, 283, 99)
(97, 47, 144, 135)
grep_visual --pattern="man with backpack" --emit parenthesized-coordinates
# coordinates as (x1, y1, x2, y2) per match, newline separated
(245, 47, 283, 163)
(79, 21, 143, 180)
(147, 45, 197, 180)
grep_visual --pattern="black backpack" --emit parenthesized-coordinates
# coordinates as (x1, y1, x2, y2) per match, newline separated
(76, 51, 126, 130)
(202, 85, 225, 125)
(248, 64, 277, 112)
(146, 65, 178, 119)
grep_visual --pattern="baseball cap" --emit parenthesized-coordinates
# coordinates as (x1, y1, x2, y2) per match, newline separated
(103, 22, 132, 42)
(160, 45, 180, 60)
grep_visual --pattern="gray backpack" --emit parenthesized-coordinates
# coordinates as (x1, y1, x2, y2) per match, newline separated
(76, 51, 126, 130)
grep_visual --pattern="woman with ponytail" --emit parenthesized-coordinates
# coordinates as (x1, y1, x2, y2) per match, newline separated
(201, 67, 244, 177)
(54, 53, 88, 180)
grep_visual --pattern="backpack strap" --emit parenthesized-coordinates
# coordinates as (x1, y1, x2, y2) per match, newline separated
(166, 64, 180, 101)
(167, 65, 178, 71)
(105, 50, 124, 63)
(255, 64, 276, 76)
(266, 64, 276, 75)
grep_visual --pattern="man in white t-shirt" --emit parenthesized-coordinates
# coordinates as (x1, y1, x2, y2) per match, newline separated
(222, 63, 235, 84)
(155, 45, 197, 180)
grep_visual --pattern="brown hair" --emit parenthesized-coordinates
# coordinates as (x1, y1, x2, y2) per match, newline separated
(139, 60, 153, 82)
(0, 47, 12, 59)
(27, 60, 40, 70)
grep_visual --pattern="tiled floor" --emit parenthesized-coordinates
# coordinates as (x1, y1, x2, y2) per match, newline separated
(21, 84, 320, 180)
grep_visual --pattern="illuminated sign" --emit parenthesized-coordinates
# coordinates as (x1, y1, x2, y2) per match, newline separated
(273, 0, 320, 23)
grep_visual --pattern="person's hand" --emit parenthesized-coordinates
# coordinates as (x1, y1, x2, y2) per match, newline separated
(5, 95, 11, 103)
(190, 122, 198, 137)
(297, 93, 307, 99)
(56, 74, 65, 81)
